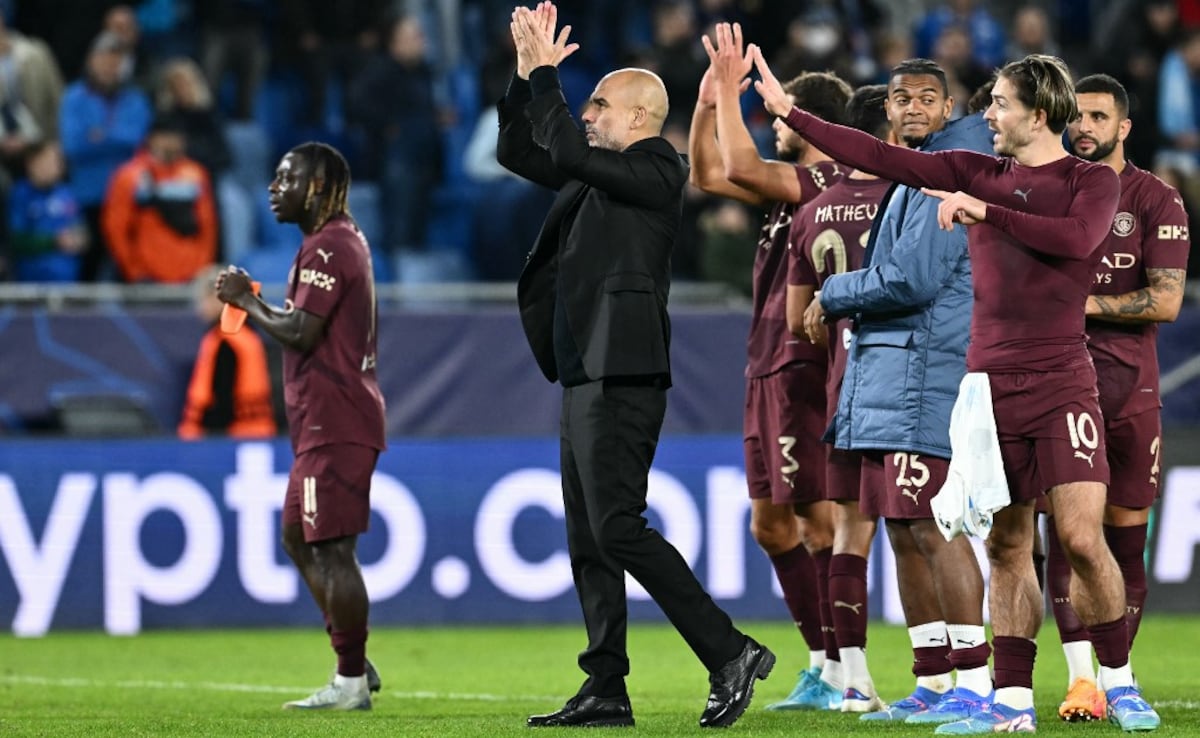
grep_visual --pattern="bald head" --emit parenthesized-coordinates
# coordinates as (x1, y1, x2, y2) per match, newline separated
(582, 68, 670, 150)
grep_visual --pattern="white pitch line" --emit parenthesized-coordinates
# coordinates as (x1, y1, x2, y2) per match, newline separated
(0, 674, 557, 702)
(1154, 700, 1200, 710)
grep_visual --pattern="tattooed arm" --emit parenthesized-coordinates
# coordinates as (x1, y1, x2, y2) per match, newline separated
(1086, 268, 1187, 324)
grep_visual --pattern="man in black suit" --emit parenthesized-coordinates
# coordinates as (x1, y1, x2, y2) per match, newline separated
(497, 2, 774, 729)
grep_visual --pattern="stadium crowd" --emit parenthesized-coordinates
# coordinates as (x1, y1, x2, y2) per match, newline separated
(0, 0, 1197, 287)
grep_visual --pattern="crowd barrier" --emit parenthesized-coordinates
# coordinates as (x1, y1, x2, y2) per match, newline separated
(3, 296, 1200, 436)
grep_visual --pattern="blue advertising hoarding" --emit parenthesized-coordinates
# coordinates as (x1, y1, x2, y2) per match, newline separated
(2, 436, 1199, 635)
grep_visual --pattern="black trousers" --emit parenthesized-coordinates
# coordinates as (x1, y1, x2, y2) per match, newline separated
(560, 379, 744, 698)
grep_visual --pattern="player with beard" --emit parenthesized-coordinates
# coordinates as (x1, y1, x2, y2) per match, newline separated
(752, 50, 1160, 733)
(799, 63, 994, 726)
(1049, 73, 1189, 723)
(785, 83, 893, 714)
(688, 21, 848, 711)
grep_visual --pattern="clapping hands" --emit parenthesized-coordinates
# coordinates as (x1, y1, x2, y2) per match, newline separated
(511, 2, 579, 80)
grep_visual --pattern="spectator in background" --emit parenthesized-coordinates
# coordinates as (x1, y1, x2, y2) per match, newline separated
(103, 4, 150, 90)
(0, 13, 64, 140)
(913, 0, 1005, 70)
(0, 78, 43, 188)
(14, 0, 120, 81)
(156, 55, 249, 263)
(770, 8, 861, 88)
(131, 0, 197, 67)
(932, 25, 992, 117)
(348, 14, 442, 253)
(102, 114, 217, 283)
(278, 0, 388, 126)
(196, 0, 268, 121)
(632, 0, 707, 130)
(60, 31, 152, 281)
(873, 30, 915, 83)
(155, 57, 231, 179)
(1093, 0, 1178, 169)
(1005, 5, 1060, 64)
(178, 264, 277, 440)
(8, 140, 87, 282)
(1157, 28, 1200, 218)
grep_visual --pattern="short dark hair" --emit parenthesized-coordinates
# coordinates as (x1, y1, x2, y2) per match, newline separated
(888, 58, 949, 98)
(997, 54, 1077, 134)
(846, 84, 890, 139)
(289, 141, 353, 231)
(1074, 73, 1129, 119)
(147, 113, 186, 137)
(784, 71, 853, 125)
(967, 72, 998, 114)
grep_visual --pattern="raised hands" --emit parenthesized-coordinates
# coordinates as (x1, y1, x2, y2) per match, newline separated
(749, 44, 793, 119)
(511, 2, 579, 80)
(700, 23, 753, 102)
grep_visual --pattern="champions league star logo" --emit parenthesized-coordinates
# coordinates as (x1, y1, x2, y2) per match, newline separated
(1112, 211, 1136, 237)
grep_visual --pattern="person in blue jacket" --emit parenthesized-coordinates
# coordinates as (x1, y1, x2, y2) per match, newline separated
(59, 31, 151, 281)
(801, 64, 996, 725)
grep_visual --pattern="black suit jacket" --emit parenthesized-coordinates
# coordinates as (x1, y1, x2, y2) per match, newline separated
(496, 68, 688, 386)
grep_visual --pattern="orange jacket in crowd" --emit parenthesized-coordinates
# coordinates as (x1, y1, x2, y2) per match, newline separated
(178, 324, 277, 440)
(102, 151, 217, 283)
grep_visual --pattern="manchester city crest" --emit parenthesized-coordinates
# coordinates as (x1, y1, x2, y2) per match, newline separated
(1112, 211, 1135, 237)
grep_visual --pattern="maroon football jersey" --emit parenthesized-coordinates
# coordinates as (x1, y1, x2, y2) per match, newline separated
(283, 214, 386, 453)
(788, 176, 892, 420)
(745, 160, 844, 378)
(782, 110, 1121, 374)
(1088, 163, 1191, 419)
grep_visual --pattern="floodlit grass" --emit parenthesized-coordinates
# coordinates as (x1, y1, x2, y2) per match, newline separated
(1, 616, 1197, 736)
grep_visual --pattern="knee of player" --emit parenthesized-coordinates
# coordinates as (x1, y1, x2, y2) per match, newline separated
(1053, 525, 1110, 570)
(983, 525, 1031, 565)
(749, 516, 795, 551)
(909, 519, 966, 557)
(311, 536, 360, 571)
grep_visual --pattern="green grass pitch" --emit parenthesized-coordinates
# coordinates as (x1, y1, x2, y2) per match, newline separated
(1, 616, 1197, 736)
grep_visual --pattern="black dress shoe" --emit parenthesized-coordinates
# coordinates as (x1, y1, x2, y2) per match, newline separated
(698, 637, 776, 728)
(527, 694, 635, 728)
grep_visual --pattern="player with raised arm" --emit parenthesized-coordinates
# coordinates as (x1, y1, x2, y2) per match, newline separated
(217, 142, 386, 711)
(785, 83, 893, 714)
(752, 49, 1159, 733)
(1048, 73, 1189, 724)
(800, 64, 994, 726)
(687, 21, 846, 712)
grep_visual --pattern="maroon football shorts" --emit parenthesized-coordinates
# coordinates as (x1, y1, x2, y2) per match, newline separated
(744, 362, 827, 505)
(989, 369, 1109, 502)
(284, 443, 380, 543)
(860, 451, 950, 520)
(1104, 408, 1162, 509)
(825, 447, 862, 503)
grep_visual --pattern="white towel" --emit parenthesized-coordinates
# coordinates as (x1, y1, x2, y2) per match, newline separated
(931, 372, 1011, 541)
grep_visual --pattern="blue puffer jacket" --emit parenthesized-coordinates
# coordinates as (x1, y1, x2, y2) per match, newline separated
(819, 113, 992, 457)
